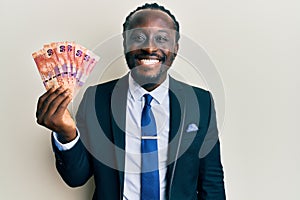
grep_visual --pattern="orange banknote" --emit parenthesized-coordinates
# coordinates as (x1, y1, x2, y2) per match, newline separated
(32, 41, 100, 97)
(33, 49, 60, 90)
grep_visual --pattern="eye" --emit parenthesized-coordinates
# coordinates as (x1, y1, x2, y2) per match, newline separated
(131, 33, 146, 42)
(155, 35, 169, 43)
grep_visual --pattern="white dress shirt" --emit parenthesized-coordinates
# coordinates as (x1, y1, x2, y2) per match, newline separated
(53, 73, 170, 200)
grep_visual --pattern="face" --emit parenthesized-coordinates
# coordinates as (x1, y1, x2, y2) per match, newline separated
(123, 9, 179, 88)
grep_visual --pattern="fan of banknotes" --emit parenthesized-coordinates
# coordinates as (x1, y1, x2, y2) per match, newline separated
(32, 41, 100, 97)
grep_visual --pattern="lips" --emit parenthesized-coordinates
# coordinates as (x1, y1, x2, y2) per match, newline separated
(135, 54, 164, 66)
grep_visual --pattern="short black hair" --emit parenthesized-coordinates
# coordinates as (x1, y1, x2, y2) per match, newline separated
(122, 3, 180, 41)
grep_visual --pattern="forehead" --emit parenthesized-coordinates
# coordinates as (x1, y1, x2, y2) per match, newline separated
(128, 9, 175, 30)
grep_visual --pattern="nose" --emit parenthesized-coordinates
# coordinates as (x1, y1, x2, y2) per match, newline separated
(141, 38, 157, 53)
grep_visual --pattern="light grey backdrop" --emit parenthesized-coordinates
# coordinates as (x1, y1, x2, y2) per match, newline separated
(1, 0, 299, 199)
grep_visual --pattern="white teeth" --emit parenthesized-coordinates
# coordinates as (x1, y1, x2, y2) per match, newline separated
(140, 59, 159, 65)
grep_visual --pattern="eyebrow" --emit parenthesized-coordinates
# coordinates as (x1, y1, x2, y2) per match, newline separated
(130, 28, 172, 33)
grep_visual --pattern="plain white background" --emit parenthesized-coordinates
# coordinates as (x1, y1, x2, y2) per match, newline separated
(1, 0, 299, 199)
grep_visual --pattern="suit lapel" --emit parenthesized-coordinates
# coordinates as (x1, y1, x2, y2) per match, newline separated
(110, 74, 129, 197)
(166, 77, 186, 199)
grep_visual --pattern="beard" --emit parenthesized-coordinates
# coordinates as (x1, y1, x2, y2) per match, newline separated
(125, 51, 177, 87)
(130, 64, 169, 88)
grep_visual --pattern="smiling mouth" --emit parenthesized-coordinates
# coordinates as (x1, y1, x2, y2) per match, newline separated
(136, 54, 164, 66)
(139, 59, 160, 65)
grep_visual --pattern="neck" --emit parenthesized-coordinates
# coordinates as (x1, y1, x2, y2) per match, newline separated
(141, 83, 160, 91)
(132, 74, 167, 92)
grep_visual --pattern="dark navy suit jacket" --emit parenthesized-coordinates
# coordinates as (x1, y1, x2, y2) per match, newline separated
(52, 74, 226, 200)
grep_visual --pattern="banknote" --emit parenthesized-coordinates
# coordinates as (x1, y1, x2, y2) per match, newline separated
(52, 42, 75, 90)
(77, 50, 100, 87)
(65, 41, 77, 91)
(32, 41, 100, 97)
(52, 42, 68, 76)
(74, 50, 100, 96)
(43, 43, 66, 88)
(33, 50, 53, 89)
(66, 41, 76, 78)
(74, 44, 87, 83)
(33, 48, 61, 90)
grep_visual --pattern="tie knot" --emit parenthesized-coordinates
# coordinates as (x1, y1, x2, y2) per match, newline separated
(144, 94, 153, 106)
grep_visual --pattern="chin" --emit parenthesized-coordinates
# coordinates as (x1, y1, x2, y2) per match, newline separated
(131, 67, 167, 86)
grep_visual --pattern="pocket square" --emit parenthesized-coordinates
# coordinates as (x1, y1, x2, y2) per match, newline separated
(186, 123, 199, 132)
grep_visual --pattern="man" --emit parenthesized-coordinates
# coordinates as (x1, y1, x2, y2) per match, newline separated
(36, 3, 226, 200)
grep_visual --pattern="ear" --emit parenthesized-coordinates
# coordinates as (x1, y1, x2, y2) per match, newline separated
(122, 32, 127, 54)
(174, 43, 179, 56)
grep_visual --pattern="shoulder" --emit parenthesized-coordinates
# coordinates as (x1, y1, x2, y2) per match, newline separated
(169, 76, 211, 101)
(89, 78, 119, 92)
(84, 74, 128, 95)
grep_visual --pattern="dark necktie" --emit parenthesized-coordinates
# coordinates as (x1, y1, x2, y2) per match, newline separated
(141, 94, 160, 200)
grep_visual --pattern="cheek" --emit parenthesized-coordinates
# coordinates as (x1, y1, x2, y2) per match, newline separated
(125, 45, 141, 55)
(160, 43, 177, 56)
(124, 39, 133, 52)
(124, 38, 142, 52)
(163, 52, 176, 66)
(165, 50, 176, 59)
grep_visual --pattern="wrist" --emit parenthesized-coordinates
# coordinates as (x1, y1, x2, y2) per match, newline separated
(57, 128, 77, 144)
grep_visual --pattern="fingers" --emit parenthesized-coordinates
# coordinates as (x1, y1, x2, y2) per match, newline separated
(37, 87, 66, 118)
(45, 87, 72, 117)
(36, 87, 56, 117)
(54, 92, 73, 116)
(36, 86, 72, 126)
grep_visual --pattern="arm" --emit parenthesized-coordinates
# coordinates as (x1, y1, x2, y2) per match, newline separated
(52, 134, 93, 187)
(36, 86, 93, 187)
(36, 86, 77, 142)
(197, 93, 226, 200)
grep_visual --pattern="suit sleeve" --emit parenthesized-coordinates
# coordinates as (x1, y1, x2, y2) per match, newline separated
(197, 93, 226, 200)
(52, 88, 93, 187)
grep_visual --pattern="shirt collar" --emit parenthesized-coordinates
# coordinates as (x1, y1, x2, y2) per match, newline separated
(128, 72, 169, 104)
